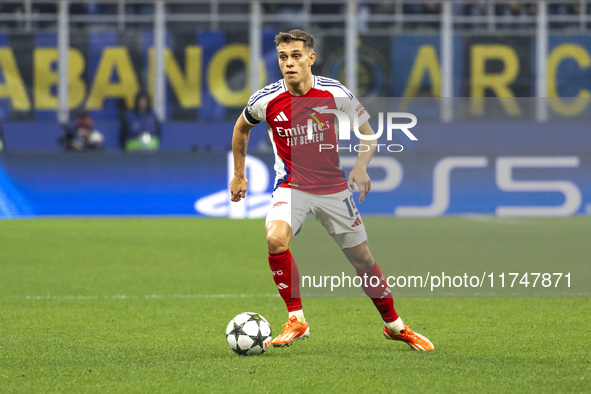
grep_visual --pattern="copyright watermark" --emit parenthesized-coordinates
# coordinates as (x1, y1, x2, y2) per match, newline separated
(301, 272, 572, 293)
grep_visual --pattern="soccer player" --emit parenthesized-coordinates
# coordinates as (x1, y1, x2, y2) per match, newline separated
(229, 29, 434, 351)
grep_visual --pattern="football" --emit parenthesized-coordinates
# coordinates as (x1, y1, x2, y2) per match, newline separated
(225, 312, 272, 356)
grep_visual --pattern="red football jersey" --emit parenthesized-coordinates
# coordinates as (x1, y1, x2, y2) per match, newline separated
(243, 76, 370, 194)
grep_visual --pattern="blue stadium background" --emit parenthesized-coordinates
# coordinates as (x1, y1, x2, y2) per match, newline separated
(0, 1, 590, 217)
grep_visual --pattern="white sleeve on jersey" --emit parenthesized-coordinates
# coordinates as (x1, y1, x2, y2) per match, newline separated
(337, 95, 371, 130)
(242, 80, 285, 126)
(315, 76, 371, 129)
(243, 98, 264, 126)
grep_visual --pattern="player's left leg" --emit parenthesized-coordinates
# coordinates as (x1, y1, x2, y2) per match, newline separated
(341, 240, 434, 351)
(341, 241, 401, 329)
(313, 189, 434, 351)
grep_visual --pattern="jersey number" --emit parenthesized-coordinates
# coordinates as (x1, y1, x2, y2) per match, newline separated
(343, 196, 359, 218)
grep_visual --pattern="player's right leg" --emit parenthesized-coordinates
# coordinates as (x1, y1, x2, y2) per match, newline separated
(265, 189, 310, 347)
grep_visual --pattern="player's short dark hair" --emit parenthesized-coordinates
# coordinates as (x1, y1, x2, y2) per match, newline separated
(275, 29, 314, 52)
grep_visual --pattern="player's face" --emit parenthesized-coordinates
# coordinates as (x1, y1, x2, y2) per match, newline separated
(277, 41, 315, 84)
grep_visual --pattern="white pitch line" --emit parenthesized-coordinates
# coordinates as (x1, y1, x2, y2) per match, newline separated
(462, 215, 536, 225)
(14, 291, 589, 300)
(19, 294, 280, 301)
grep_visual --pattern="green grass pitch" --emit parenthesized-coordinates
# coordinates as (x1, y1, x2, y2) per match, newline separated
(0, 217, 589, 393)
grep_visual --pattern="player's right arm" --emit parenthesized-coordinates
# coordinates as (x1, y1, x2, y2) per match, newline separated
(229, 113, 254, 202)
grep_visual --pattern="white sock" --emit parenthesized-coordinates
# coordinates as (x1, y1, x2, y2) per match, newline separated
(289, 309, 305, 323)
(385, 317, 404, 334)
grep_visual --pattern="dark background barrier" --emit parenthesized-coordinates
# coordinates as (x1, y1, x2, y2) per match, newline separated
(1, 32, 591, 125)
(1, 121, 269, 152)
(3, 118, 591, 153)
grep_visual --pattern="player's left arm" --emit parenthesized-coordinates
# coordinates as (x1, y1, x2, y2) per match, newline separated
(348, 120, 376, 203)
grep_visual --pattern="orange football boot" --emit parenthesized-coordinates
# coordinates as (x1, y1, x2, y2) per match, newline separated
(383, 324, 434, 351)
(271, 316, 310, 347)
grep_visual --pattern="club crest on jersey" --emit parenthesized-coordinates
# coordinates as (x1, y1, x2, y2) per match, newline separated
(302, 106, 331, 133)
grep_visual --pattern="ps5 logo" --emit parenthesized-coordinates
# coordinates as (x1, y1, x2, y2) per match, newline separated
(194, 152, 272, 218)
(394, 156, 582, 217)
(194, 153, 584, 218)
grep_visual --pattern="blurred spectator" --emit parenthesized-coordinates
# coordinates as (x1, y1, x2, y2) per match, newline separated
(118, 2, 157, 29)
(357, 0, 370, 32)
(372, 0, 396, 15)
(549, 3, 569, 29)
(264, 3, 307, 30)
(33, 4, 56, 13)
(497, 2, 536, 30)
(71, 2, 116, 15)
(402, 2, 440, 29)
(168, 1, 209, 31)
(0, 2, 24, 29)
(126, 3, 153, 15)
(120, 91, 161, 152)
(464, 0, 489, 30)
(423, 2, 441, 29)
(369, 1, 397, 29)
(0, 2, 21, 13)
(311, 3, 344, 28)
(70, 2, 117, 30)
(33, 3, 57, 29)
(72, 113, 104, 151)
(549, 3, 589, 29)
(403, 2, 423, 29)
